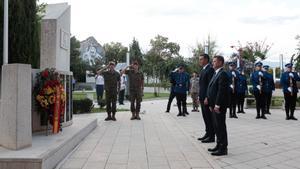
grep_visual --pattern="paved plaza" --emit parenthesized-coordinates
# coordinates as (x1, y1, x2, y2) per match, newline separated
(59, 99, 300, 169)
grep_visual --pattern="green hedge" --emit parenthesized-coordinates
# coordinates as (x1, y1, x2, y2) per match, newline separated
(73, 98, 94, 114)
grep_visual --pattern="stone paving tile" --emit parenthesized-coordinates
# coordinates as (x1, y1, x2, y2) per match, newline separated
(59, 99, 300, 169)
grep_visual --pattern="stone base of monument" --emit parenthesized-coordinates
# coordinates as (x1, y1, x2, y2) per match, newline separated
(0, 116, 97, 169)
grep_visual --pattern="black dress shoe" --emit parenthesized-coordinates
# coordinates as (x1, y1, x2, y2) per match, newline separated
(197, 134, 208, 141)
(185, 112, 189, 115)
(208, 145, 219, 152)
(286, 116, 290, 120)
(290, 116, 298, 120)
(241, 111, 246, 114)
(177, 113, 183, 116)
(211, 149, 228, 156)
(201, 137, 215, 143)
(105, 117, 112, 121)
(233, 115, 238, 119)
(165, 110, 170, 113)
(256, 116, 260, 119)
(261, 116, 267, 119)
(265, 112, 271, 115)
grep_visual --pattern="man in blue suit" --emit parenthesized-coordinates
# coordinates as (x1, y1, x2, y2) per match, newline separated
(236, 68, 247, 114)
(251, 61, 267, 119)
(227, 62, 239, 118)
(262, 65, 275, 115)
(280, 63, 300, 120)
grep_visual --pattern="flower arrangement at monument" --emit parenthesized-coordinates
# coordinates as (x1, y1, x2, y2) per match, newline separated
(34, 68, 66, 134)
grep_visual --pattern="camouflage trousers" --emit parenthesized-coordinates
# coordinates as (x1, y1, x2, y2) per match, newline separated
(191, 92, 199, 109)
(105, 91, 117, 113)
(130, 91, 143, 113)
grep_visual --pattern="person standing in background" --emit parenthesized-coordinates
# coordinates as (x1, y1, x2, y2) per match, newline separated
(262, 65, 275, 115)
(166, 68, 177, 113)
(119, 70, 127, 105)
(95, 69, 105, 108)
(236, 68, 247, 114)
(227, 62, 239, 118)
(190, 72, 200, 112)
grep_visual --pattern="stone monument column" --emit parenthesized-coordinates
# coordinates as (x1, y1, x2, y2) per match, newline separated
(0, 64, 32, 150)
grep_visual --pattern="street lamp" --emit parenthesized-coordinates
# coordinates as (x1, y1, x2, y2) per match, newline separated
(3, 0, 9, 64)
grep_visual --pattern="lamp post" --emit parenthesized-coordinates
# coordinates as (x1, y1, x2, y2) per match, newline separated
(3, 0, 9, 64)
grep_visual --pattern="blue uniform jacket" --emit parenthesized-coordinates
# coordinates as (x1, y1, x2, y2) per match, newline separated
(173, 72, 190, 94)
(251, 70, 266, 93)
(263, 72, 275, 94)
(227, 70, 239, 93)
(236, 74, 247, 94)
(280, 72, 300, 94)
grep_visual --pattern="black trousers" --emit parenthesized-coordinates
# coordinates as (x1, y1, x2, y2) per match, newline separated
(119, 89, 125, 104)
(254, 92, 266, 117)
(284, 93, 297, 117)
(175, 93, 187, 115)
(96, 85, 104, 105)
(229, 92, 237, 116)
(265, 92, 272, 114)
(211, 107, 228, 149)
(166, 91, 176, 112)
(200, 100, 215, 138)
(237, 93, 245, 112)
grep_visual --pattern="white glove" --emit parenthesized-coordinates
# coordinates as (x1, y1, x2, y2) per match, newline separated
(173, 68, 178, 72)
(258, 71, 263, 77)
(232, 71, 236, 77)
(230, 84, 234, 89)
(288, 87, 292, 92)
(256, 85, 261, 90)
(289, 73, 294, 78)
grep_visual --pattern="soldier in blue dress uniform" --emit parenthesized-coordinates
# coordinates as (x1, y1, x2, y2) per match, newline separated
(236, 68, 247, 114)
(251, 61, 267, 119)
(227, 62, 239, 118)
(173, 64, 190, 116)
(262, 65, 275, 115)
(280, 63, 300, 120)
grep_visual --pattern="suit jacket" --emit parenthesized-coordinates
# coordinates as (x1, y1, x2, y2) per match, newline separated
(207, 68, 229, 108)
(199, 64, 215, 101)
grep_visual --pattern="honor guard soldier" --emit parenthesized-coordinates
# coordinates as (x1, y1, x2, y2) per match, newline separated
(236, 68, 247, 114)
(99, 61, 121, 121)
(262, 65, 275, 115)
(227, 62, 239, 118)
(173, 64, 190, 117)
(251, 61, 267, 119)
(280, 63, 300, 120)
(190, 72, 200, 112)
(123, 61, 144, 120)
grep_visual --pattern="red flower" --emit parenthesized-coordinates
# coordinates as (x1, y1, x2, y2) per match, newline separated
(42, 70, 49, 78)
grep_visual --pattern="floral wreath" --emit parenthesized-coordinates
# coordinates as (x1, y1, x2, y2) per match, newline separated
(34, 68, 66, 133)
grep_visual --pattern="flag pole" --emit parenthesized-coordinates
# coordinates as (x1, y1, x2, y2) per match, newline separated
(3, 0, 9, 64)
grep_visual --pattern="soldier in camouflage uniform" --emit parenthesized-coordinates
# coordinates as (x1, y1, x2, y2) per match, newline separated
(122, 61, 144, 120)
(99, 61, 120, 121)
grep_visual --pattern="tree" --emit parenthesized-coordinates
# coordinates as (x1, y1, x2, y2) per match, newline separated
(70, 36, 90, 82)
(235, 40, 272, 63)
(192, 35, 219, 59)
(292, 35, 300, 71)
(129, 38, 143, 64)
(0, 0, 43, 68)
(144, 35, 181, 96)
(103, 42, 128, 64)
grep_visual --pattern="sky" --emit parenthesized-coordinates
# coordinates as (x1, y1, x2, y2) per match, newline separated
(40, 0, 300, 62)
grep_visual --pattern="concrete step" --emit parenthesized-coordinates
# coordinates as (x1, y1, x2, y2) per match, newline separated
(0, 116, 97, 169)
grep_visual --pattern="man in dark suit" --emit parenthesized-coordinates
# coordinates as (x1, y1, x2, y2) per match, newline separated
(198, 54, 215, 143)
(207, 55, 229, 156)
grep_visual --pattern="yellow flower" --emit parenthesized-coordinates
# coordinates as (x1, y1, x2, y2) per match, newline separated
(48, 95, 55, 104)
(45, 87, 54, 95)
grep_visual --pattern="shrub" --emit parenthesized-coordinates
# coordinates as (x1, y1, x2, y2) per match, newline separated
(73, 98, 94, 114)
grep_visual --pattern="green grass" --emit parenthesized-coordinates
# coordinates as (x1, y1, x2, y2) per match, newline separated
(73, 92, 169, 100)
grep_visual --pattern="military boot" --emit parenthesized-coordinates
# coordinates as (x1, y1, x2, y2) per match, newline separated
(111, 112, 117, 121)
(105, 112, 112, 121)
(130, 112, 136, 120)
(135, 112, 141, 120)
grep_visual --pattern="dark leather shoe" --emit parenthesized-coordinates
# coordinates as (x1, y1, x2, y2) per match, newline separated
(208, 145, 219, 152)
(197, 134, 208, 141)
(201, 137, 215, 143)
(233, 115, 238, 119)
(261, 116, 267, 119)
(177, 113, 183, 116)
(165, 110, 170, 113)
(211, 149, 228, 156)
(265, 112, 271, 115)
(111, 116, 117, 121)
(256, 116, 260, 119)
(105, 117, 112, 121)
(185, 112, 189, 115)
(290, 116, 298, 120)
